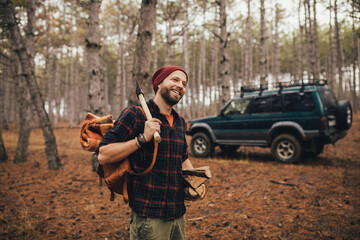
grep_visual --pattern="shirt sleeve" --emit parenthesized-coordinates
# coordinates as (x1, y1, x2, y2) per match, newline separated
(181, 117, 189, 162)
(99, 106, 138, 148)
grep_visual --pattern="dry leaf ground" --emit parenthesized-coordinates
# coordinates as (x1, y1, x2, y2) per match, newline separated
(1, 113, 359, 239)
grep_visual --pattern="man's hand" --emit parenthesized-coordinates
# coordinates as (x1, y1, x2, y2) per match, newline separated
(143, 118, 162, 142)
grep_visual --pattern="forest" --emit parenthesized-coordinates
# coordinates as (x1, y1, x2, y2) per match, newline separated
(0, 0, 359, 167)
(0, 0, 360, 239)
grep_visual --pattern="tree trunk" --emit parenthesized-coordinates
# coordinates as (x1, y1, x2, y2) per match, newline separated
(274, 3, 280, 84)
(44, 2, 54, 123)
(191, 38, 197, 118)
(4, 0, 61, 170)
(334, 0, 343, 98)
(219, 0, 231, 107)
(86, 0, 104, 171)
(134, 0, 157, 98)
(68, 0, 76, 127)
(351, 2, 357, 113)
(13, 63, 31, 163)
(125, 6, 136, 104)
(54, 51, 61, 128)
(114, 0, 123, 116)
(259, 0, 267, 85)
(358, 37, 360, 110)
(86, 0, 104, 115)
(243, 0, 252, 85)
(292, 31, 297, 81)
(165, 17, 173, 66)
(298, 0, 304, 80)
(183, 0, 191, 119)
(327, 0, 335, 90)
(303, 0, 311, 79)
(0, 127, 7, 162)
(201, 0, 207, 116)
(312, 0, 321, 79)
(0, 58, 9, 130)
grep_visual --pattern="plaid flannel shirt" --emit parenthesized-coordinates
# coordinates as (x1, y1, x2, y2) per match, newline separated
(99, 99, 188, 220)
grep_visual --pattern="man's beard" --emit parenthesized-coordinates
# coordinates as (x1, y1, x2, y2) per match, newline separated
(160, 87, 183, 106)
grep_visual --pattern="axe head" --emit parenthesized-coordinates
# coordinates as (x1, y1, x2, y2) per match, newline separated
(136, 80, 143, 98)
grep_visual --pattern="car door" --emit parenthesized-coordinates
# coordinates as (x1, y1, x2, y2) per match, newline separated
(248, 95, 283, 142)
(282, 92, 317, 130)
(211, 98, 252, 141)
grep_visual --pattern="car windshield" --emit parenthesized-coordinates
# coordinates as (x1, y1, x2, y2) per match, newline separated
(318, 89, 338, 110)
(223, 99, 251, 115)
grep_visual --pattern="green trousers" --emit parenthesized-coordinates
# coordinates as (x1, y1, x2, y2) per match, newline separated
(129, 210, 185, 240)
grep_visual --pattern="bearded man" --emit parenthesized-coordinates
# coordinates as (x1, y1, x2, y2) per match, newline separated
(98, 66, 193, 240)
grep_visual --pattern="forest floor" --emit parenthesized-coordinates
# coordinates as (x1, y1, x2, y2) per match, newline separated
(1, 113, 360, 240)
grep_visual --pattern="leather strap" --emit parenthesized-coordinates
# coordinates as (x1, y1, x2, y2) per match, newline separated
(128, 106, 158, 176)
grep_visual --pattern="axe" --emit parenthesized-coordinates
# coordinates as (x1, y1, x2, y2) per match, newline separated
(136, 80, 162, 143)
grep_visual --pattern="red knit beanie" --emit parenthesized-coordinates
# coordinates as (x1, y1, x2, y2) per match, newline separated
(152, 66, 188, 93)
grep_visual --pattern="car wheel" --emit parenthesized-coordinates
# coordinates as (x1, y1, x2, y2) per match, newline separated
(191, 132, 213, 158)
(219, 145, 239, 154)
(336, 100, 352, 130)
(271, 134, 303, 164)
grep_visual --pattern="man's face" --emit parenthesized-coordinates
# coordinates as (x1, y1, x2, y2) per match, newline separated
(157, 70, 187, 106)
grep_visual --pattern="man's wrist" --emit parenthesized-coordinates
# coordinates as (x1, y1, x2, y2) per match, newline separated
(135, 137, 141, 148)
(137, 133, 147, 148)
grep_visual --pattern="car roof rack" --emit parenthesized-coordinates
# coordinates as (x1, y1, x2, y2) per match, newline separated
(239, 79, 327, 97)
(240, 84, 268, 97)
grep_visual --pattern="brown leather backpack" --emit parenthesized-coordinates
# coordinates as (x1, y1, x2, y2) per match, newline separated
(96, 142, 158, 202)
(80, 108, 157, 202)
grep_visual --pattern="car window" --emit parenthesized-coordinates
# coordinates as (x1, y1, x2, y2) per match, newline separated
(251, 95, 282, 114)
(318, 89, 338, 110)
(223, 99, 251, 115)
(283, 92, 315, 112)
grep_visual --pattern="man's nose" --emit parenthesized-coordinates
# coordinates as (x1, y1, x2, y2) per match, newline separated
(175, 81, 184, 89)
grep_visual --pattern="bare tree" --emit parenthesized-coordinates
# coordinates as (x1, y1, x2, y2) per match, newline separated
(0, 55, 9, 130)
(243, 0, 253, 85)
(160, 2, 182, 66)
(85, 0, 105, 170)
(13, 59, 31, 163)
(350, 1, 357, 113)
(133, 0, 157, 97)
(86, 0, 105, 115)
(274, 3, 280, 84)
(334, 0, 343, 98)
(327, 0, 335, 90)
(298, 0, 304, 79)
(114, 0, 124, 116)
(68, 0, 76, 127)
(3, 0, 61, 169)
(0, 127, 7, 162)
(312, 0, 321, 79)
(218, 0, 231, 107)
(182, 0, 191, 119)
(259, 0, 267, 85)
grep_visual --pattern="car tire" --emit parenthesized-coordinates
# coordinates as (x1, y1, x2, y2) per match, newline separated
(191, 132, 213, 158)
(271, 134, 303, 164)
(220, 145, 239, 154)
(336, 100, 352, 130)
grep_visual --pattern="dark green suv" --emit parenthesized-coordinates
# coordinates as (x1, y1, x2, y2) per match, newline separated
(186, 81, 353, 163)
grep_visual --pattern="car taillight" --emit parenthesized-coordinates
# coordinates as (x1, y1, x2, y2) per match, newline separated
(319, 117, 327, 130)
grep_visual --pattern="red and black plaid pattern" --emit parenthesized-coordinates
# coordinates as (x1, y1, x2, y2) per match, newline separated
(100, 99, 188, 220)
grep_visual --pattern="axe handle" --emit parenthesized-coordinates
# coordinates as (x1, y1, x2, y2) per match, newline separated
(138, 94, 162, 143)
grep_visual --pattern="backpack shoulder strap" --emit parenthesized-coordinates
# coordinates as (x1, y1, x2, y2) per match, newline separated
(128, 105, 158, 176)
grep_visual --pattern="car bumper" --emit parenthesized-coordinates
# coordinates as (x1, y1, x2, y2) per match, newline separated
(318, 130, 347, 144)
